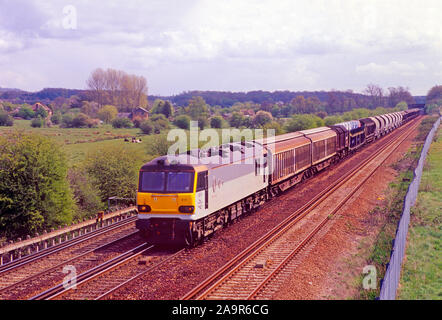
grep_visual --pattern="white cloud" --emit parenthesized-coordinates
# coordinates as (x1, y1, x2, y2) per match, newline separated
(356, 61, 427, 77)
(0, 0, 441, 94)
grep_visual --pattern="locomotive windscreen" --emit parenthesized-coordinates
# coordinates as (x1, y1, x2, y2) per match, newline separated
(140, 171, 194, 193)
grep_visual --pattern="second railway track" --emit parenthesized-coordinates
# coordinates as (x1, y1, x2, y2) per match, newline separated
(181, 118, 421, 300)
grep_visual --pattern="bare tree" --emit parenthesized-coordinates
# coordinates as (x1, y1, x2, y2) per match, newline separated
(364, 83, 384, 109)
(86, 68, 148, 111)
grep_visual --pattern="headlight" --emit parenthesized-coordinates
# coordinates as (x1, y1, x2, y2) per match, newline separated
(179, 206, 194, 213)
(138, 205, 151, 212)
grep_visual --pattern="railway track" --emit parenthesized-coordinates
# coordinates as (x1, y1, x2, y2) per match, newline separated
(0, 214, 137, 274)
(0, 225, 143, 300)
(181, 118, 421, 300)
(32, 245, 185, 300)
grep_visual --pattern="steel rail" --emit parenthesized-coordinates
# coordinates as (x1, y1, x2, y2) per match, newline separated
(30, 243, 154, 300)
(0, 214, 137, 274)
(246, 119, 417, 299)
(0, 230, 140, 296)
(95, 248, 186, 300)
(181, 118, 420, 300)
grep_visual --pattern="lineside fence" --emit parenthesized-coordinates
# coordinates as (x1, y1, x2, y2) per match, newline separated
(379, 115, 441, 300)
(0, 205, 137, 266)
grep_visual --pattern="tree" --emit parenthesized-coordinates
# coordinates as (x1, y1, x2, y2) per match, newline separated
(84, 146, 142, 202)
(86, 68, 148, 110)
(186, 96, 209, 120)
(0, 133, 74, 238)
(324, 115, 343, 126)
(290, 96, 307, 114)
(210, 115, 225, 128)
(426, 85, 442, 103)
(17, 105, 35, 119)
(395, 101, 408, 111)
(51, 111, 62, 125)
(253, 111, 273, 127)
(97, 105, 118, 124)
(173, 115, 191, 130)
(284, 114, 324, 132)
(364, 84, 385, 108)
(0, 111, 13, 126)
(229, 112, 245, 128)
(161, 101, 174, 118)
(387, 87, 414, 107)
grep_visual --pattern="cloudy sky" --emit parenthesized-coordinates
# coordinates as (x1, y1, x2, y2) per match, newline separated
(0, 0, 441, 96)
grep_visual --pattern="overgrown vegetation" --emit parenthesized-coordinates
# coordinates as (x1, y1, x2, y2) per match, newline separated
(355, 116, 439, 299)
(0, 133, 74, 238)
(398, 127, 441, 300)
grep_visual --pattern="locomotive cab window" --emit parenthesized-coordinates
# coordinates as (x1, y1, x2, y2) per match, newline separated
(140, 171, 194, 193)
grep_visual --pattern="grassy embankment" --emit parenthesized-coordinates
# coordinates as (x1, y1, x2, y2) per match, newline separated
(347, 116, 440, 299)
(397, 123, 441, 300)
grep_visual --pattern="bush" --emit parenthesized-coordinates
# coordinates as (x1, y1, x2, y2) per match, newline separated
(36, 108, 48, 119)
(31, 117, 44, 128)
(324, 115, 343, 126)
(0, 133, 74, 238)
(51, 112, 62, 125)
(61, 113, 75, 128)
(17, 106, 35, 119)
(152, 118, 170, 133)
(112, 117, 133, 128)
(68, 167, 103, 219)
(210, 116, 225, 128)
(140, 120, 154, 134)
(97, 105, 118, 124)
(146, 134, 175, 156)
(173, 115, 191, 130)
(84, 146, 143, 202)
(285, 114, 324, 132)
(0, 111, 13, 126)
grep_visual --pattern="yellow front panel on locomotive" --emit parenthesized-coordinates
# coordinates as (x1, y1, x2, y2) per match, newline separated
(137, 192, 195, 214)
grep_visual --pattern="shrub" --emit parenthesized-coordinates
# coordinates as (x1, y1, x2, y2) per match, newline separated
(0, 111, 13, 126)
(173, 115, 191, 130)
(51, 112, 62, 125)
(140, 120, 154, 134)
(97, 105, 118, 124)
(72, 113, 91, 128)
(61, 113, 75, 128)
(285, 114, 324, 132)
(31, 117, 44, 128)
(152, 118, 170, 133)
(84, 146, 143, 202)
(112, 117, 133, 128)
(210, 116, 225, 128)
(68, 167, 103, 219)
(17, 106, 35, 119)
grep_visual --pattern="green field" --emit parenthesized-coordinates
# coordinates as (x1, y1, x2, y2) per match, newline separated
(0, 120, 263, 167)
(398, 126, 441, 300)
(0, 120, 158, 166)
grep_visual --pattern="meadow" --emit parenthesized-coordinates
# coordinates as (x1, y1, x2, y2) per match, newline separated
(0, 120, 155, 166)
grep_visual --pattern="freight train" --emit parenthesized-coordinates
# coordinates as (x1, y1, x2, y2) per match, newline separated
(136, 108, 421, 246)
